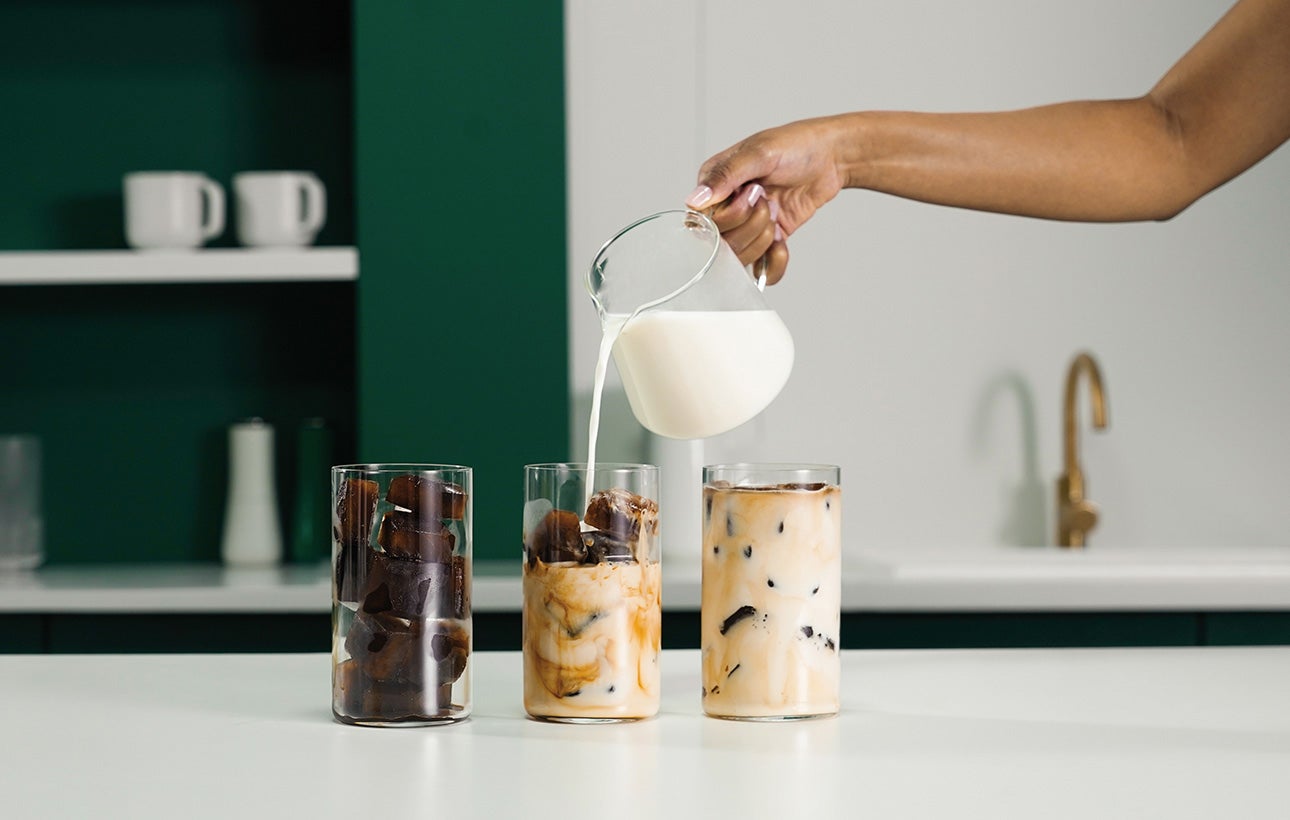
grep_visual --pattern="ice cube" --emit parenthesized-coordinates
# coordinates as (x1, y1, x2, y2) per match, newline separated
(585, 487, 658, 541)
(335, 478, 379, 546)
(360, 549, 456, 619)
(377, 510, 456, 562)
(521, 498, 554, 545)
(525, 508, 586, 564)
(429, 622, 469, 683)
(344, 611, 424, 683)
(582, 530, 635, 564)
(386, 474, 467, 521)
(451, 554, 470, 620)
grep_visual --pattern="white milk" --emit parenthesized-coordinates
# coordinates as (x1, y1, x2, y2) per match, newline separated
(585, 315, 628, 506)
(610, 310, 794, 440)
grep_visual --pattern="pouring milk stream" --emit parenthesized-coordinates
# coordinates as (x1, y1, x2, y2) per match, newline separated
(584, 210, 795, 508)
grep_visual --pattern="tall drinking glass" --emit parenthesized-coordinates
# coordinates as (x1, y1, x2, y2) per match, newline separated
(0, 435, 42, 571)
(331, 464, 472, 727)
(522, 463, 661, 722)
(701, 464, 841, 720)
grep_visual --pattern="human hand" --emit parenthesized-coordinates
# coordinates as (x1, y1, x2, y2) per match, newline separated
(686, 116, 848, 285)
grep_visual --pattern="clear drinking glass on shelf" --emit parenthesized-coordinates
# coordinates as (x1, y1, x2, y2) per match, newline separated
(701, 464, 842, 720)
(331, 464, 472, 727)
(521, 462, 662, 722)
(0, 435, 42, 572)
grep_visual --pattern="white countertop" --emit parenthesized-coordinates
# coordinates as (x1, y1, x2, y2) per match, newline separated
(0, 648, 1286, 819)
(3, 545, 1290, 614)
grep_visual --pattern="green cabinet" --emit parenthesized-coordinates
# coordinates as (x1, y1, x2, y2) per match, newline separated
(1203, 613, 1290, 645)
(845, 612, 1202, 649)
(0, 1, 356, 565)
(352, 1, 568, 561)
(1, 0, 569, 566)
(0, 616, 44, 653)
(3, 610, 1287, 653)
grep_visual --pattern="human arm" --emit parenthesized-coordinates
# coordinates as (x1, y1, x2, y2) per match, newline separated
(691, 0, 1290, 282)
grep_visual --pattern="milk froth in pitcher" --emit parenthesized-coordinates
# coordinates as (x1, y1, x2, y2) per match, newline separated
(587, 210, 794, 441)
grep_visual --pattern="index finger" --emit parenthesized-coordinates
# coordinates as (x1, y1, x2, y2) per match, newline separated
(687, 140, 776, 209)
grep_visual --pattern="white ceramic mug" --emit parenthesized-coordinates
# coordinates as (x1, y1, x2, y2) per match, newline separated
(123, 172, 225, 250)
(233, 171, 327, 248)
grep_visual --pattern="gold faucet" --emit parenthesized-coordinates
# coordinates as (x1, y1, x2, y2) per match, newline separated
(1057, 352, 1108, 548)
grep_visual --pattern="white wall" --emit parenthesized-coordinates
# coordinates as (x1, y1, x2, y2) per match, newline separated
(566, 0, 1290, 552)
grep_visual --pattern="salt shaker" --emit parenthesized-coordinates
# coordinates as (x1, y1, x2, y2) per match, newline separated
(220, 418, 283, 567)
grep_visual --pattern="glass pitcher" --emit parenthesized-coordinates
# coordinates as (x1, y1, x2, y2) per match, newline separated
(586, 209, 794, 440)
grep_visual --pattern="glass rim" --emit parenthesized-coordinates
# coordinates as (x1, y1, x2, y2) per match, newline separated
(524, 461, 658, 473)
(704, 462, 839, 473)
(703, 463, 840, 485)
(332, 463, 472, 474)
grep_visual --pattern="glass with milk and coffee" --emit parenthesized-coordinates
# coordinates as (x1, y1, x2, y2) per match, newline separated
(701, 464, 841, 720)
(586, 210, 794, 441)
(522, 463, 661, 722)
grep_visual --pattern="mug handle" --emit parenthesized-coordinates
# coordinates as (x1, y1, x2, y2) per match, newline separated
(200, 178, 225, 241)
(298, 174, 327, 238)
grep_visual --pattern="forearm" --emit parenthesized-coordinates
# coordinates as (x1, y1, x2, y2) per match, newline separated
(840, 0, 1290, 223)
(839, 101, 1192, 222)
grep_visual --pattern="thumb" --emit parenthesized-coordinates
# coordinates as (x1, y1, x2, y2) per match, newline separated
(687, 142, 775, 209)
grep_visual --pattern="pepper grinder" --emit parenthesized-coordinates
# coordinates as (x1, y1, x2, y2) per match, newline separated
(220, 418, 283, 567)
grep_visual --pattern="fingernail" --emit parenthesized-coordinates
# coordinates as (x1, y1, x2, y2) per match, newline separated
(774, 223, 784, 242)
(746, 184, 764, 207)
(686, 185, 713, 208)
(768, 199, 780, 221)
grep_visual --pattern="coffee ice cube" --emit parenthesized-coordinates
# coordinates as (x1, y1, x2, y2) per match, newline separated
(585, 488, 658, 542)
(336, 478, 379, 546)
(360, 549, 456, 619)
(386, 475, 467, 521)
(335, 543, 373, 605)
(429, 622, 469, 684)
(377, 510, 456, 562)
(525, 508, 586, 564)
(334, 478, 379, 602)
(451, 554, 470, 619)
(582, 530, 635, 564)
(335, 658, 450, 721)
(344, 610, 424, 683)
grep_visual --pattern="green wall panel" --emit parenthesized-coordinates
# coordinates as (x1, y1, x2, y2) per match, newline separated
(354, 1, 568, 561)
(0, 0, 353, 250)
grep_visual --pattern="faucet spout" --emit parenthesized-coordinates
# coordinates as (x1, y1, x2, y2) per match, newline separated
(1057, 352, 1109, 547)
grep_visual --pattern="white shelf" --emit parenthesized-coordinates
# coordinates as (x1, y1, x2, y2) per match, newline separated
(0, 246, 358, 285)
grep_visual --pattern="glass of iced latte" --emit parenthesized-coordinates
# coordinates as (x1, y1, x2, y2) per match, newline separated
(701, 464, 841, 720)
(522, 463, 662, 722)
(331, 464, 472, 726)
